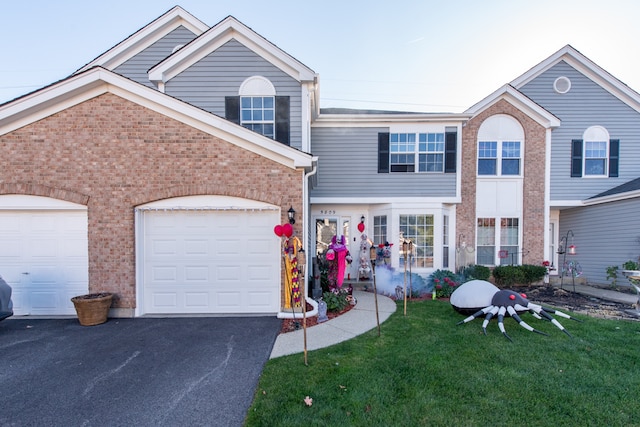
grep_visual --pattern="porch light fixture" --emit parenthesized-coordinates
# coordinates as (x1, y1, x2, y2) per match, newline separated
(360, 215, 365, 224)
(287, 206, 296, 224)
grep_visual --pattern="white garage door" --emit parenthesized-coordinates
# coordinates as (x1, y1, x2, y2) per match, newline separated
(141, 208, 280, 315)
(0, 197, 88, 315)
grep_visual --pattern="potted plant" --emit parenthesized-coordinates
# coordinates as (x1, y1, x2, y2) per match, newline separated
(621, 260, 640, 282)
(70, 292, 113, 326)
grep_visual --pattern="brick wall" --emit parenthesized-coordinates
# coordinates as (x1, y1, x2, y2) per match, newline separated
(460, 99, 546, 266)
(0, 93, 303, 310)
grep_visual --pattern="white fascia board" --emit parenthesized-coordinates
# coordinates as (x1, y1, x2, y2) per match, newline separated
(310, 196, 461, 205)
(0, 69, 313, 170)
(511, 45, 640, 114)
(583, 190, 640, 206)
(312, 113, 471, 128)
(76, 6, 209, 73)
(149, 16, 316, 84)
(549, 200, 584, 209)
(465, 85, 560, 128)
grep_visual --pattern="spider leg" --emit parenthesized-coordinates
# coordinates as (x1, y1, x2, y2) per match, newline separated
(528, 304, 574, 338)
(457, 305, 494, 325)
(497, 306, 512, 342)
(528, 303, 582, 322)
(481, 306, 499, 335)
(507, 306, 549, 336)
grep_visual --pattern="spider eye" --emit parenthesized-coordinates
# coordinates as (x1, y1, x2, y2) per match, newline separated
(520, 293, 527, 298)
(509, 295, 515, 300)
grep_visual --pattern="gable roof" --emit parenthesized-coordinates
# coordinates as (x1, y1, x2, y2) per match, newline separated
(76, 6, 209, 73)
(148, 15, 317, 85)
(510, 44, 640, 114)
(464, 84, 560, 128)
(0, 67, 313, 170)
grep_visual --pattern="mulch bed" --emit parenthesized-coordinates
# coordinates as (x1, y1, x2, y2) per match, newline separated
(280, 285, 640, 334)
(280, 302, 354, 334)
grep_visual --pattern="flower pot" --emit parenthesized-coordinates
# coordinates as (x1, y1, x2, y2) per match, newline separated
(71, 293, 113, 326)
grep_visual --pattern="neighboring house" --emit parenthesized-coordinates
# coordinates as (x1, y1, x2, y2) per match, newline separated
(1, 7, 638, 318)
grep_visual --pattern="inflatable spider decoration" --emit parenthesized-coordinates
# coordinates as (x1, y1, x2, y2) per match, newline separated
(450, 280, 582, 341)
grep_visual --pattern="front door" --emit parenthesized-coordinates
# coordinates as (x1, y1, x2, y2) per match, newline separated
(315, 216, 352, 280)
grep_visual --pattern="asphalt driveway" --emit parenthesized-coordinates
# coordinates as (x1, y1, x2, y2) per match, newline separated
(0, 316, 281, 426)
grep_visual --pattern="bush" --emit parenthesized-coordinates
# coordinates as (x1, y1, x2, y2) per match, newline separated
(493, 264, 546, 287)
(459, 264, 491, 281)
(492, 265, 525, 287)
(428, 270, 461, 298)
(322, 289, 350, 312)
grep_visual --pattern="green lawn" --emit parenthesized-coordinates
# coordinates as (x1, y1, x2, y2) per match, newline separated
(245, 299, 640, 426)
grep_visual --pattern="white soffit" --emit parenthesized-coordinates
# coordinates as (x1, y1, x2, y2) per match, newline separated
(510, 45, 640, 115)
(0, 68, 313, 170)
(76, 6, 209, 73)
(464, 85, 560, 128)
(148, 16, 316, 84)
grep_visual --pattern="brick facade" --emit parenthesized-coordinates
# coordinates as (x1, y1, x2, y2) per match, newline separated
(0, 93, 303, 310)
(459, 99, 547, 266)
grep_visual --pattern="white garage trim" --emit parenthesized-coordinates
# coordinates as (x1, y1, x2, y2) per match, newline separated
(0, 195, 88, 316)
(135, 196, 281, 316)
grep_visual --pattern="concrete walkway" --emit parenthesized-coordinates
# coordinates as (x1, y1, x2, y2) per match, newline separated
(270, 290, 396, 359)
(551, 282, 639, 305)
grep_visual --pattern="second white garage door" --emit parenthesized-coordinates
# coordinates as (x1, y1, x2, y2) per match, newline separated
(141, 205, 280, 315)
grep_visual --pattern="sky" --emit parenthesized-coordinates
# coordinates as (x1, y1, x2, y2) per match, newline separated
(2, 0, 640, 113)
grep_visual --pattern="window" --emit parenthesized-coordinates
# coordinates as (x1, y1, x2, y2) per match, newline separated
(476, 218, 495, 265)
(584, 140, 607, 176)
(476, 217, 520, 265)
(501, 141, 521, 175)
(379, 130, 457, 174)
(477, 115, 523, 176)
(572, 126, 619, 178)
(373, 216, 387, 246)
(241, 96, 275, 138)
(500, 218, 519, 265)
(390, 133, 416, 172)
(399, 214, 434, 268)
(418, 133, 445, 172)
(478, 141, 497, 175)
(443, 215, 449, 268)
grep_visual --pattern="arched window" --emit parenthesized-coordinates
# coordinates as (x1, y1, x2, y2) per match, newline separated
(477, 114, 524, 176)
(238, 76, 276, 139)
(583, 126, 609, 176)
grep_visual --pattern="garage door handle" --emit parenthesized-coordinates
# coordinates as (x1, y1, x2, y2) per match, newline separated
(22, 272, 29, 275)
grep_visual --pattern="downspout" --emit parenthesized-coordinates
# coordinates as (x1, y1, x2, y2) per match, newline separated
(277, 159, 318, 319)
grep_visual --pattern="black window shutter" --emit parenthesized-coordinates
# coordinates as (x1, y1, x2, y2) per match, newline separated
(378, 132, 390, 173)
(444, 131, 457, 173)
(225, 96, 240, 124)
(609, 139, 619, 177)
(571, 139, 583, 177)
(275, 96, 290, 145)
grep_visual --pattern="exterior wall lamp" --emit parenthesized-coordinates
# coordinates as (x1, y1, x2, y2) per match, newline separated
(287, 206, 296, 224)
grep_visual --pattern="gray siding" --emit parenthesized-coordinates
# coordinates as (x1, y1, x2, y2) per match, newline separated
(559, 197, 640, 285)
(309, 127, 457, 198)
(113, 26, 199, 88)
(165, 39, 303, 150)
(519, 61, 640, 201)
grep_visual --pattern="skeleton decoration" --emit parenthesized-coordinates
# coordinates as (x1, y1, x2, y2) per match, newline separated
(450, 280, 582, 341)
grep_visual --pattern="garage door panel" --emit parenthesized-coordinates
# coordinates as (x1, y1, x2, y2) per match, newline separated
(0, 209, 88, 316)
(142, 208, 280, 315)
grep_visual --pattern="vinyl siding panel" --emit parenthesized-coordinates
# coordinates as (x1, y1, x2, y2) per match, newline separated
(165, 39, 303, 149)
(519, 61, 640, 201)
(309, 127, 457, 198)
(559, 197, 640, 285)
(113, 26, 199, 88)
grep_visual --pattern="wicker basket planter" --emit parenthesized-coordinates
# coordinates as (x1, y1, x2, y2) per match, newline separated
(71, 293, 113, 326)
